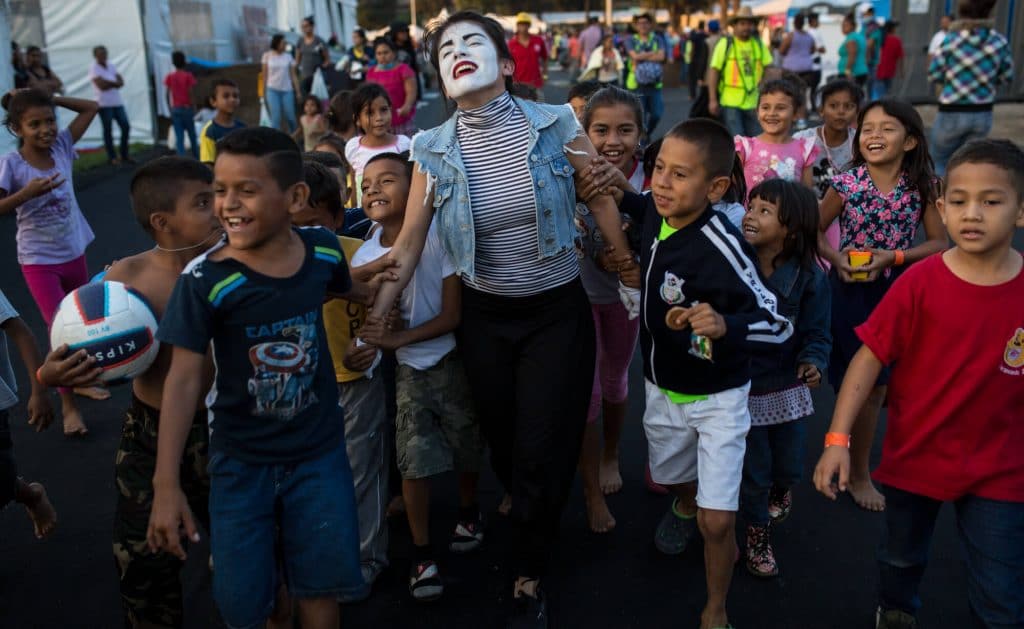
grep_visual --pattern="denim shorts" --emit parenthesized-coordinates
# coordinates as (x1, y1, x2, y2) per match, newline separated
(208, 442, 366, 629)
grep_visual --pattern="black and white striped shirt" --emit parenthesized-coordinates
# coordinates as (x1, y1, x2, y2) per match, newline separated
(456, 93, 578, 297)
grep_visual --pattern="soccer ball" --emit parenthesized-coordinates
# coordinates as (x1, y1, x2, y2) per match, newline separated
(49, 281, 160, 383)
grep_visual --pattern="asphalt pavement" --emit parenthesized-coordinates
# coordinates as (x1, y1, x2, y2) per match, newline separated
(0, 70, 982, 629)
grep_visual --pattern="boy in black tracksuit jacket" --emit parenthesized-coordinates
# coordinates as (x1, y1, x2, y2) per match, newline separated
(613, 119, 791, 629)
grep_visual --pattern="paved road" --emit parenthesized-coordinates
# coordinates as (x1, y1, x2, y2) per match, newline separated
(0, 70, 991, 628)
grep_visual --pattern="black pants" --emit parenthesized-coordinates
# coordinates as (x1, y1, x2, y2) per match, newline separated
(458, 279, 595, 578)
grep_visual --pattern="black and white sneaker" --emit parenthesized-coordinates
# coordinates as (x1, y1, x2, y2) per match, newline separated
(409, 559, 444, 602)
(449, 515, 484, 553)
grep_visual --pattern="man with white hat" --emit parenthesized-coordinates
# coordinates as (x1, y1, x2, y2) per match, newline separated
(509, 12, 549, 101)
(707, 6, 772, 137)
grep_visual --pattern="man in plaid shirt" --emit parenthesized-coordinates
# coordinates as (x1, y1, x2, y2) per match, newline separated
(928, 0, 1013, 175)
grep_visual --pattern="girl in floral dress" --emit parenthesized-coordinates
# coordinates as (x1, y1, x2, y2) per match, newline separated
(734, 79, 818, 196)
(818, 100, 947, 512)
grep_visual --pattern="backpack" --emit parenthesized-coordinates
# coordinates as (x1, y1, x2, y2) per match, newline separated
(632, 34, 664, 86)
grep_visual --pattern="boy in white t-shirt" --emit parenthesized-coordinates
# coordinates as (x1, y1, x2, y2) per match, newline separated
(354, 152, 483, 604)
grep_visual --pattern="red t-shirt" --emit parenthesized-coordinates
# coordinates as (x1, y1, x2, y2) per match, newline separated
(509, 35, 549, 88)
(857, 253, 1024, 502)
(876, 34, 904, 80)
(164, 70, 197, 108)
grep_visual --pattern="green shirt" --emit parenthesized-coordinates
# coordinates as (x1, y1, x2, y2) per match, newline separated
(657, 218, 709, 405)
(710, 36, 771, 110)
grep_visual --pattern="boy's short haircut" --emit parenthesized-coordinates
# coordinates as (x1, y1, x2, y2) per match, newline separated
(216, 127, 303, 191)
(304, 150, 345, 172)
(171, 51, 186, 68)
(130, 156, 213, 233)
(819, 78, 863, 108)
(664, 118, 736, 179)
(364, 151, 413, 179)
(568, 80, 603, 104)
(946, 139, 1024, 199)
(303, 159, 343, 219)
(210, 79, 238, 104)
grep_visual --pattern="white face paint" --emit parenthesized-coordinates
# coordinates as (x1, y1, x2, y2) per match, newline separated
(437, 22, 501, 101)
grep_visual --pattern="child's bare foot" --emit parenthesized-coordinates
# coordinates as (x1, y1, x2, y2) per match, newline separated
(849, 478, 886, 511)
(584, 491, 616, 533)
(74, 385, 110, 401)
(23, 483, 57, 539)
(497, 493, 512, 516)
(599, 455, 623, 495)
(62, 406, 88, 437)
(386, 495, 405, 518)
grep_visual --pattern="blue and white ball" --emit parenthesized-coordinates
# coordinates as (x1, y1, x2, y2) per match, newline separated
(49, 281, 160, 383)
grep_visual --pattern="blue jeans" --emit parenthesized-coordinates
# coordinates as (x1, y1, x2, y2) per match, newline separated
(631, 85, 664, 137)
(265, 88, 298, 134)
(98, 105, 131, 161)
(721, 106, 761, 137)
(878, 484, 1024, 627)
(208, 443, 366, 629)
(872, 78, 894, 100)
(740, 419, 805, 525)
(930, 110, 993, 176)
(170, 106, 197, 158)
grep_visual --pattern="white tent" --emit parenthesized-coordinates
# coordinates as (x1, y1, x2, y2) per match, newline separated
(41, 0, 152, 149)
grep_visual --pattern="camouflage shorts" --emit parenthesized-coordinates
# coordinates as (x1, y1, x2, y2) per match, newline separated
(395, 350, 483, 479)
(112, 395, 210, 629)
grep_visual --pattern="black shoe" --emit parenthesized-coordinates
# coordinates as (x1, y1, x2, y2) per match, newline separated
(509, 587, 548, 629)
(408, 559, 443, 602)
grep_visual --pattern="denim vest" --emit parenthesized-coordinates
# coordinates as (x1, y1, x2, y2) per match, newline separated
(410, 97, 581, 281)
(749, 258, 832, 395)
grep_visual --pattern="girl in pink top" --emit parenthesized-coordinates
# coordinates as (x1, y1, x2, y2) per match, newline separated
(366, 38, 417, 136)
(735, 79, 818, 196)
(0, 88, 101, 436)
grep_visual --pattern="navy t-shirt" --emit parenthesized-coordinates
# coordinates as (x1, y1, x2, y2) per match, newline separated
(158, 227, 352, 464)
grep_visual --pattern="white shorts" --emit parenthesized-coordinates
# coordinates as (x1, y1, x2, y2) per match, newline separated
(642, 380, 751, 511)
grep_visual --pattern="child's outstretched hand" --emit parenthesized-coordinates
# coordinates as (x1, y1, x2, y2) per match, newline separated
(359, 314, 403, 351)
(665, 303, 726, 339)
(26, 390, 54, 432)
(797, 363, 821, 388)
(37, 345, 103, 389)
(24, 173, 65, 199)
(146, 482, 199, 560)
(813, 446, 851, 501)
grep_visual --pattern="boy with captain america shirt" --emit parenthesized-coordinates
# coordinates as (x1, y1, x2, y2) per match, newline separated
(147, 128, 387, 628)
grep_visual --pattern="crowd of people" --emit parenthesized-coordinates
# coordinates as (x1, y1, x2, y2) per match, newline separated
(0, 2, 1021, 629)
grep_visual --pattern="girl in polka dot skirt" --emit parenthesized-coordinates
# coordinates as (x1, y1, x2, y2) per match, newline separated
(739, 178, 832, 578)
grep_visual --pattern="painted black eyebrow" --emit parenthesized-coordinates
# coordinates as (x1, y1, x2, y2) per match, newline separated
(439, 31, 486, 51)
